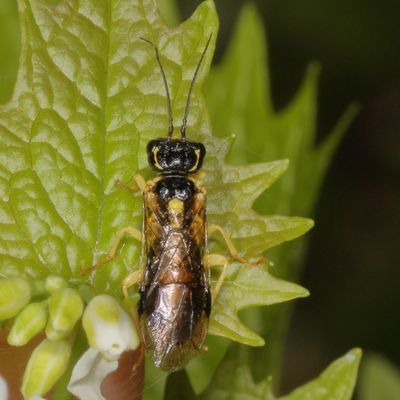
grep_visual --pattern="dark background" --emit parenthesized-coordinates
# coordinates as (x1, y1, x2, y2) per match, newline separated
(178, 0, 400, 395)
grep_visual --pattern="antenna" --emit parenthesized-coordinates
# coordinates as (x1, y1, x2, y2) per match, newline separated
(180, 34, 213, 139)
(141, 37, 174, 138)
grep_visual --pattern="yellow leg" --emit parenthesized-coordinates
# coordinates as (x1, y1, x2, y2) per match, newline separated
(208, 224, 267, 266)
(115, 173, 146, 194)
(80, 226, 142, 275)
(122, 268, 144, 299)
(205, 253, 229, 304)
(122, 268, 144, 334)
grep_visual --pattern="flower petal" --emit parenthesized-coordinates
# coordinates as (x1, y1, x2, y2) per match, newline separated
(67, 348, 118, 400)
(82, 295, 139, 361)
(0, 375, 9, 400)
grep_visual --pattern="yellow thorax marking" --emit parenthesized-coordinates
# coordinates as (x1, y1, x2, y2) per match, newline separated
(189, 149, 200, 172)
(153, 147, 163, 170)
(168, 198, 184, 212)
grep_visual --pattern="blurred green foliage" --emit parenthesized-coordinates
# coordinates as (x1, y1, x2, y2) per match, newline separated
(164, 346, 361, 399)
(359, 354, 400, 400)
(204, 1, 358, 387)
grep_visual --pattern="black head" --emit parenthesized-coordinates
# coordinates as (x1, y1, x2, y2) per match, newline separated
(147, 139, 206, 174)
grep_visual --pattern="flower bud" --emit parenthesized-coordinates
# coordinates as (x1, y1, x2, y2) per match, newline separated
(45, 275, 67, 294)
(0, 277, 31, 320)
(21, 338, 71, 398)
(7, 302, 47, 346)
(46, 288, 83, 341)
(82, 295, 139, 361)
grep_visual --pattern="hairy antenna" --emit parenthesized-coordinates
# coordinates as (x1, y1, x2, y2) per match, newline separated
(180, 34, 213, 139)
(141, 37, 174, 138)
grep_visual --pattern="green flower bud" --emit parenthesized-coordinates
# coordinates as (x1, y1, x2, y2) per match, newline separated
(31, 280, 47, 297)
(83, 295, 139, 361)
(0, 277, 31, 320)
(45, 275, 67, 294)
(46, 288, 83, 340)
(7, 301, 48, 346)
(21, 338, 71, 398)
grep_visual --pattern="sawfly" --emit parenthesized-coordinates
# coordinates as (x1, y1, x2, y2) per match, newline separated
(84, 34, 262, 371)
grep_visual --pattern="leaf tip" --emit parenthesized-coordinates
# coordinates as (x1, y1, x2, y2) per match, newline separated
(304, 217, 315, 230)
(281, 158, 290, 170)
(300, 287, 310, 298)
(288, 283, 310, 300)
(240, 1, 262, 21)
(306, 61, 321, 80)
(195, 0, 219, 24)
(289, 217, 314, 237)
(256, 337, 266, 347)
(346, 348, 363, 364)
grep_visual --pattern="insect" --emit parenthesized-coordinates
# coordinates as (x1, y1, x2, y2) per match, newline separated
(83, 35, 262, 371)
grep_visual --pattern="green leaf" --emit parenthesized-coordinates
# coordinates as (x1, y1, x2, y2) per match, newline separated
(358, 353, 400, 400)
(205, 3, 358, 386)
(209, 264, 309, 346)
(156, 0, 180, 27)
(143, 358, 169, 400)
(165, 369, 197, 400)
(1, 0, 317, 397)
(200, 346, 275, 400)
(186, 336, 231, 395)
(0, 0, 19, 104)
(201, 347, 361, 400)
(0, 0, 217, 289)
(281, 349, 362, 400)
(205, 3, 358, 218)
(0, 0, 312, 345)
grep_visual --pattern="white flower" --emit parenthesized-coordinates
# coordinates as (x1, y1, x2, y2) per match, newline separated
(67, 348, 118, 400)
(0, 375, 8, 400)
(68, 295, 140, 400)
(82, 295, 140, 361)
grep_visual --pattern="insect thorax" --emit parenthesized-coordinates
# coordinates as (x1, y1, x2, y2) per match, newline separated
(154, 176, 195, 202)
